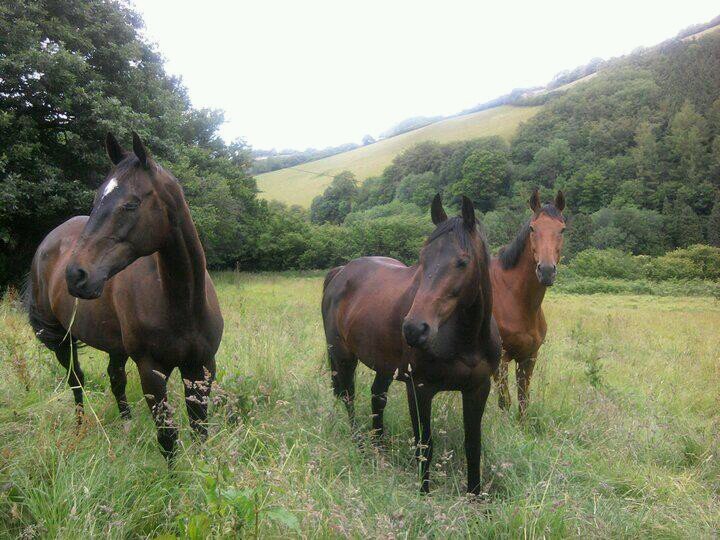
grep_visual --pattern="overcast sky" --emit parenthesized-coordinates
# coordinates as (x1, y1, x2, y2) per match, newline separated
(132, 1, 719, 150)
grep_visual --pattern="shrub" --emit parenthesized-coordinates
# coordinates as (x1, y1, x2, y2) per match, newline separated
(645, 244, 720, 281)
(348, 214, 432, 265)
(568, 249, 642, 279)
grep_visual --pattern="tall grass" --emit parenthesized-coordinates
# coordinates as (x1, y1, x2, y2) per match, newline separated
(1, 272, 718, 537)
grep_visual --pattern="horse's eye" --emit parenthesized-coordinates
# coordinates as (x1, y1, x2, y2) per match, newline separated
(560, 228, 566, 234)
(529, 225, 535, 233)
(122, 201, 139, 211)
(456, 258, 468, 268)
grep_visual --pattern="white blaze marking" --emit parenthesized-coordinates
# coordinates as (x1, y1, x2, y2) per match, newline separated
(101, 178, 118, 200)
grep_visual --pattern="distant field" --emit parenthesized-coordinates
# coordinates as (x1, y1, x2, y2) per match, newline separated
(256, 105, 540, 207)
(1, 272, 719, 537)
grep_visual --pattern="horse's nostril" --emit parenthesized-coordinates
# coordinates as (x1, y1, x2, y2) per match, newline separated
(403, 320, 430, 347)
(67, 264, 88, 287)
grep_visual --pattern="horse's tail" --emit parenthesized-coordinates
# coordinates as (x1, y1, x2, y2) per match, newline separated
(23, 267, 68, 351)
(323, 266, 344, 294)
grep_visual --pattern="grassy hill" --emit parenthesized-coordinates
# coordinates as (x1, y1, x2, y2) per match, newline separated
(256, 105, 540, 207)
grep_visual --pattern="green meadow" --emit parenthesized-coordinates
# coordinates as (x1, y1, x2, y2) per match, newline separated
(255, 106, 540, 207)
(1, 272, 719, 538)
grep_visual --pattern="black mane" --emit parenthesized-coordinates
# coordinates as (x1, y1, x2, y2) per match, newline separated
(426, 216, 492, 264)
(426, 216, 471, 251)
(497, 204, 564, 270)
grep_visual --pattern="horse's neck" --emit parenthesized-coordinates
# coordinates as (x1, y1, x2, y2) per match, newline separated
(516, 242, 546, 312)
(157, 200, 208, 320)
(458, 249, 494, 347)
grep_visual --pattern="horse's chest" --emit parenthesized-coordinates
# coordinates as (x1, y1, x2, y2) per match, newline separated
(417, 356, 494, 391)
(502, 326, 544, 359)
(122, 317, 212, 363)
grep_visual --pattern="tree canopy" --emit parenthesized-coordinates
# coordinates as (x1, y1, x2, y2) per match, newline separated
(0, 0, 262, 283)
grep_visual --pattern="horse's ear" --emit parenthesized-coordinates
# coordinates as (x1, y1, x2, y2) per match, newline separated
(431, 193, 448, 225)
(461, 196, 476, 230)
(106, 132, 125, 165)
(132, 130, 150, 168)
(529, 188, 541, 213)
(554, 190, 565, 212)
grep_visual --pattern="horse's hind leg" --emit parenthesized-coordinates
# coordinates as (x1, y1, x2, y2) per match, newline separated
(516, 357, 537, 418)
(179, 357, 216, 440)
(328, 345, 358, 428)
(370, 372, 392, 440)
(55, 339, 85, 423)
(492, 351, 512, 410)
(137, 359, 177, 463)
(108, 353, 131, 419)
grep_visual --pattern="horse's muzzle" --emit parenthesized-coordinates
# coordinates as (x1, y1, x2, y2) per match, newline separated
(403, 319, 430, 348)
(66, 263, 104, 299)
(536, 263, 557, 286)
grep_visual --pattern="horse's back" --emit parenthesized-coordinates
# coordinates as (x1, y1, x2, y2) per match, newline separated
(28, 216, 90, 349)
(322, 256, 414, 371)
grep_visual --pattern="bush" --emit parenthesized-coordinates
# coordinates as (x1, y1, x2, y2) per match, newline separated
(343, 200, 423, 226)
(347, 214, 432, 265)
(568, 249, 642, 279)
(297, 224, 353, 269)
(645, 245, 720, 281)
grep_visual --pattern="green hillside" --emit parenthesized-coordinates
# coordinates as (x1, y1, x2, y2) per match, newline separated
(256, 105, 540, 207)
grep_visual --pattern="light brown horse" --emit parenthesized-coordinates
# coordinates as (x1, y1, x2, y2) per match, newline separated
(26, 132, 224, 460)
(490, 189, 566, 417)
(321, 195, 501, 494)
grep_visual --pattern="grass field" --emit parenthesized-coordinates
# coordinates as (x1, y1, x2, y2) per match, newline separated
(255, 106, 540, 207)
(1, 272, 719, 538)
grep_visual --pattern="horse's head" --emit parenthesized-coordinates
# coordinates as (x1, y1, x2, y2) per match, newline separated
(66, 132, 176, 299)
(528, 188, 566, 286)
(403, 194, 486, 355)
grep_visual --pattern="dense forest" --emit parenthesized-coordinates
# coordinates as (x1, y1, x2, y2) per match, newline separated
(1, 0, 719, 287)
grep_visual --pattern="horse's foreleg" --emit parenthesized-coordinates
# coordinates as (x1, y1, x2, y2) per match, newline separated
(462, 378, 491, 495)
(138, 360, 177, 463)
(406, 382, 434, 493)
(516, 357, 537, 418)
(107, 353, 131, 419)
(180, 358, 216, 441)
(492, 351, 512, 410)
(370, 372, 392, 440)
(55, 339, 84, 424)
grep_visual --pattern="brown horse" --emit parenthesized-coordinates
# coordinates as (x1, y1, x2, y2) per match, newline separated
(321, 195, 501, 494)
(25, 132, 224, 460)
(490, 189, 566, 417)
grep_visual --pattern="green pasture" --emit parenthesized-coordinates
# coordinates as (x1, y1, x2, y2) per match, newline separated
(0, 272, 718, 538)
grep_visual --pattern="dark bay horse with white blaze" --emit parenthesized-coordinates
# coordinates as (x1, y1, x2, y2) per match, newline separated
(321, 195, 502, 494)
(490, 189, 566, 417)
(26, 132, 224, 460)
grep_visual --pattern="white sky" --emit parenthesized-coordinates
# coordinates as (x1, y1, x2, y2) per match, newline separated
(132, 0, 719, 150)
